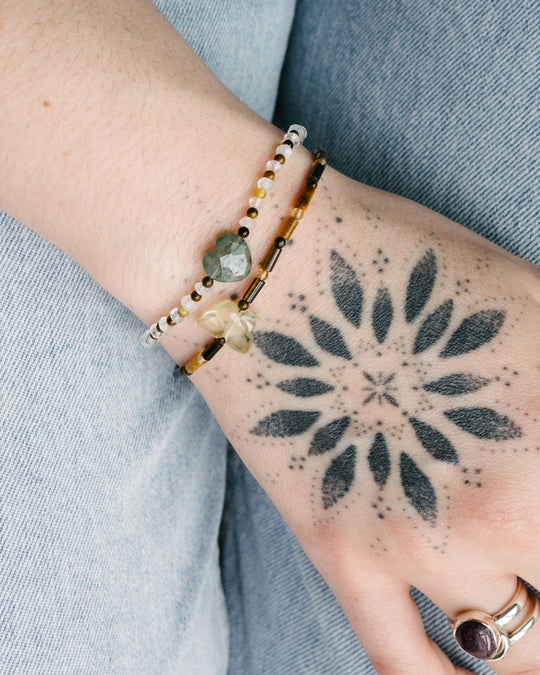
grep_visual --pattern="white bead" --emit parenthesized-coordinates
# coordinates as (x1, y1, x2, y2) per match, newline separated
(141, 331, 156, 348)
(181, 295, 196, 312)
(283, 132, 300, 148)
(266, 159, 282, 173)
(239, 216, 253, 229)
(257, 177, 273, 191)
(170, 307, 185, 323)
(275, 144, 293, 159)
(249, 197, 262, 209)
(288, 124, 307, 142)
(195, 281, 211, 296)
(158, 316, 170, 332)
(150, 324, 161, 339)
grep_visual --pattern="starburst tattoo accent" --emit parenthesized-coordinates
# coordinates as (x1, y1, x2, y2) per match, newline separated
(249, 248, 524, 526)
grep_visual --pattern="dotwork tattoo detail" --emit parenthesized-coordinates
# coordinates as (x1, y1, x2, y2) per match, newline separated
(249, 247, 525, 527)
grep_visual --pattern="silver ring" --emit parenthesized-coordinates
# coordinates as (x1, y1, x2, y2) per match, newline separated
(448, 579, 540, 661)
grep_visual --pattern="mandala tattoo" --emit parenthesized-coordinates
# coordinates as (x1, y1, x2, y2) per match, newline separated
(249, 247, 525, 527)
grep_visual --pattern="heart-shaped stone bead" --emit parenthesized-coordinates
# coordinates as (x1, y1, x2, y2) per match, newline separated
(203, 233, 252, 282)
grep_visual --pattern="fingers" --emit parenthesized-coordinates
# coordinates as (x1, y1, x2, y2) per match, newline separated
(334, 574, 470, 675)
(424, 572, 540, 675)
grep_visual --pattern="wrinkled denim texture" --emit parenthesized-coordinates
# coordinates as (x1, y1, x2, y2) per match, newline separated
(1, 1, 537, 673)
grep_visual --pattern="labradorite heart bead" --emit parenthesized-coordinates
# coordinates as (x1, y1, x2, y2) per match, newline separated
(203, 233, 252, 282)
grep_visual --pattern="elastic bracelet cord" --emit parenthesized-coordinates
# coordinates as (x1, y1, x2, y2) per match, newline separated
(173, 149, 327, 378)
(140, 124, 307, 348)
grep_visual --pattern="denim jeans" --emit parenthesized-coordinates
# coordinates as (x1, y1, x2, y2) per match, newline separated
(1, 1, 538, 673)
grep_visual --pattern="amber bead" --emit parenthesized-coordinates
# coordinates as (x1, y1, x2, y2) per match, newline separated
(247, 207, 258, 219)
(183, 352, 206, 375)
(296, 188, 316, 212)
(191, 290, 202, 302)
(178, 306, 189, 317)
(202, 276, 214, 288)
(256, 267, 269, 281)
(237, 299, 249, 311)
(274, 154, 286, 164)
(167, 316, 176, 326)
(264, 170, 275, 180)
(238, 226, 250, 238)
(202, 337, 226, 361)
(283, 139, 294, 148)
(254, 188, 266, 199)
(279, 216, 299, 241)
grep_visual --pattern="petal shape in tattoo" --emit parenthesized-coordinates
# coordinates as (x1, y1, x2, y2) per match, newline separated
(251, 410, 320, 437)
(276, 378, 334, 398)
(405, 249, 437, 323)
(440, 309, 506, 358)
(322, 445, 356, 509)
(409, 417, 459, 463)
(444, 407, 522, 440)
(330, 250, 363, 327)
(309, 316, 352, 360)
(309, 416, 351, 455)
(368, 432, 391, 486)
(423, 373, 490, 396)
(400, 453, 437, 525)
(372, 287, 393, 344)
(254, 331, 319, 367)
(413, 300, 454, 354)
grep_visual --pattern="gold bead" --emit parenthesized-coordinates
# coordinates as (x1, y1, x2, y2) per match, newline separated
(178, 306, 189, 317)
(255, 188, 266, 199)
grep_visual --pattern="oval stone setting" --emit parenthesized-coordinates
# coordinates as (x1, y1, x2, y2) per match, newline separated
(455, 620, 498, 660)
(203, 233, 252, 282)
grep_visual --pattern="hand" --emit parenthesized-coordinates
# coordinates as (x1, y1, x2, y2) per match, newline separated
(190, 168, 540, 674)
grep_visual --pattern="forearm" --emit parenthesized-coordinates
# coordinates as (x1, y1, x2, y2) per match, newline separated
(0, 0, 312, 332)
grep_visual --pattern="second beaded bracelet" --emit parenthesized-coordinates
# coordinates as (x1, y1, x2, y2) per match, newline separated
(173, 149, 327, 377)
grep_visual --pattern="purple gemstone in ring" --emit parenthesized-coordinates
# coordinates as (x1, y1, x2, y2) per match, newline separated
(455, 620, 497, 660)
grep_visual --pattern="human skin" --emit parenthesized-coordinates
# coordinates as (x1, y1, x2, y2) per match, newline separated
(1, 1, 539, 673)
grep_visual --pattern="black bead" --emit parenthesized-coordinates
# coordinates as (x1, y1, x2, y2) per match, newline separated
(238, 299, 249, 311)
(191, 290, 202, 302)
(201, 337, 226, 361)
(237, 226, 250, 238)
(312, 162, 326, 181)
(247, 207, 258, 218)
(283, 139, 294, 148)
(274, 236, 286, 248)
(202, 276, 214, 288)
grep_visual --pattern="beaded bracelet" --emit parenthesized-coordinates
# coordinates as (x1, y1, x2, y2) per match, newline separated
(173, 149, 327, 378)
(140, 124, 307, 348)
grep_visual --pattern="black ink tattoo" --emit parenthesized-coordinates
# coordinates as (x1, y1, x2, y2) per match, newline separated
(405, 249, 437, 322)
(322, 445, 356, 509)
(250, 248, 523, 525)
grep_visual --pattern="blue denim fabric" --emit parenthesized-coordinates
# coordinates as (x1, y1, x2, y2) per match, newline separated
(1, 1, 537, 674)
(0, 2, 294, 673)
